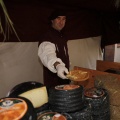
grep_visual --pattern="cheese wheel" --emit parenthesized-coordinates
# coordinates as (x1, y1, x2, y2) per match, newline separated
(52, 113, 67, 120)
(0, 97, 37, 120)
(19, 86, 48, 108)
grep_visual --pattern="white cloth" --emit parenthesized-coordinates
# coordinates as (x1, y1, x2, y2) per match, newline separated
(67, 36, 103, 70)
(38, 41, 65, 73)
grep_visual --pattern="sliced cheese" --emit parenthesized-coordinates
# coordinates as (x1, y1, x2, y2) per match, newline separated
(66, 70, 89, 81)
(19, 86, 48, 108)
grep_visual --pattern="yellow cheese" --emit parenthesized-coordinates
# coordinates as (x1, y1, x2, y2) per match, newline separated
(19, 86, 48, 108)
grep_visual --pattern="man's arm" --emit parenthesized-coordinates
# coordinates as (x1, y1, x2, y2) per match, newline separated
(38, 41, 68, 79)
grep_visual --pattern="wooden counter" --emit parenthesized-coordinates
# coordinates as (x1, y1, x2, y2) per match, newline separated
(72, 66, 120, 89)
(96, 60, 120, 72)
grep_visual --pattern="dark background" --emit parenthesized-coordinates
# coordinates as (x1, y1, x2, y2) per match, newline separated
(0, 0, 120, 48)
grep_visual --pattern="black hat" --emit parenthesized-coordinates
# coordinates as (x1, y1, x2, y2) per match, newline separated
(48, 9, 66, 20)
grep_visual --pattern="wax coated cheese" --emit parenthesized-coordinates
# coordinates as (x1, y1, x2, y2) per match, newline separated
(19, 86, 48, 108)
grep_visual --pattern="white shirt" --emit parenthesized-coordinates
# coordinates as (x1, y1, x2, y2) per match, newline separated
(38, 41, 65, 73)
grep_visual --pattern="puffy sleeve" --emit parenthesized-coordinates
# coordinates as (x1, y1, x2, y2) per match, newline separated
(38, 41, 65, 73)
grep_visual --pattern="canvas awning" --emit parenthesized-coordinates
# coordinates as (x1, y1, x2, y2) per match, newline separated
(0, 0, 120, 47)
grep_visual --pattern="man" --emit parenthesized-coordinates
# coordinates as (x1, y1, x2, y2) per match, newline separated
(38, 10, 70, 88)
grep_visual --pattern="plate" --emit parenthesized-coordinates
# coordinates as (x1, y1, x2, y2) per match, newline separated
(66, 70, 89, 81)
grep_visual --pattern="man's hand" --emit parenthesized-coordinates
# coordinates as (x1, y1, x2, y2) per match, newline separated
(56, 64, 69, 79)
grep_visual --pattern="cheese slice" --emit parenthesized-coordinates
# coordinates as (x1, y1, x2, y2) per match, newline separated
(66, 70, 89, 81)
(19, 86, 48, 108)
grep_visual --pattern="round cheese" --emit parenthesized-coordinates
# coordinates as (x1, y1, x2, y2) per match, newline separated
(19, 86, 48, 108)
(0, 97, 37, 120)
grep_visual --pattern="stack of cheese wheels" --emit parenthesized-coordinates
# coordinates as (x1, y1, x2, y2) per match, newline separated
(84, 87, 110, 120)
(69, 101, 93, 120)
(49, 84, 84, 113)
(7, 81, 49, 113)
(0, 97, 37, 120)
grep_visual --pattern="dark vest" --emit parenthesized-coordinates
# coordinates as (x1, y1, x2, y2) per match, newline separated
(39, 27, 70, 88)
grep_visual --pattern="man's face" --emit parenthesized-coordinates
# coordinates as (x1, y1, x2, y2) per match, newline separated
(51, 16, 66, 31)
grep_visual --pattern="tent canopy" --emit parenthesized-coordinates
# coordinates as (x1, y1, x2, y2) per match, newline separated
(0, 0, 120, 47)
